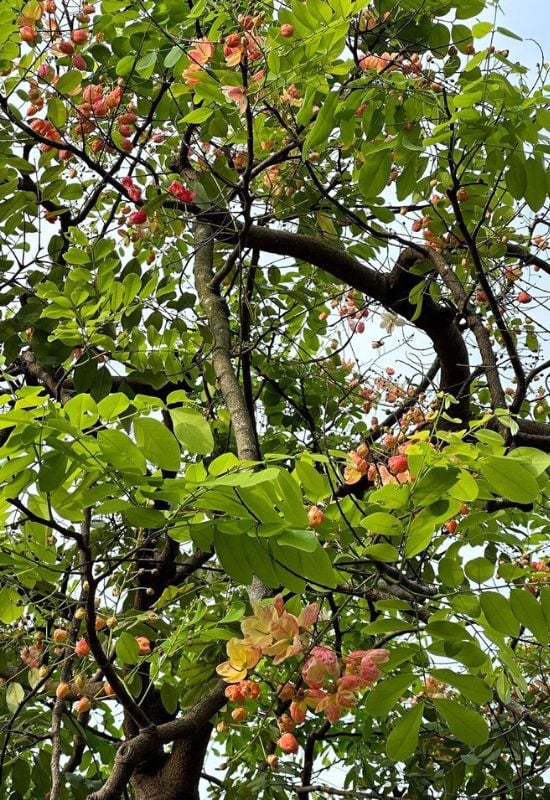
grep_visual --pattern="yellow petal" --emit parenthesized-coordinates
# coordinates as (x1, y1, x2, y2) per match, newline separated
(216, 661, 247, 683)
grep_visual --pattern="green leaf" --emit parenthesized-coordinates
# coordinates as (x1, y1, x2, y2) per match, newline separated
(412, 467, 459, 506)
(505, 152, 526, 200)
(116, 55, 136, 76)
(431, 670, 492, 704)
(479, 456, 539, 504)
(170, 407, 214, 455)
(56, 70, 83, 94)
(509, 589, 548, 644)
(464, 557, 494, 584)
(122, 506, 166, 528)
(364, 543, 400, 562)
(182, 107, 213, 124)
(439, 556, 464, 588)
(273, 540, 337, 589)
(386, 702, 424, 761)
(361, 512, 404, 536)
(97, 393, 131, 421)
(38, 451, 67, 492)
(496, 26, 523, 41)
(116, 632, 140, 665)
(480, 592, 520, 637)
(276, 470, 308, 526)
(213, 530, 254, 584)
(64, 394, 98, 429)
(47, 97, 67, 128)
(97, 430, 147, 475)
(6, 682, 25, 714)
(160, 681, 179, 714)
(540, 586, 550, 626)
(136, 52, 157, 79)
(295, 460, 331, 501)
(365, 673, 416, 717)
(524, 157, 547, 212)
(472, 22, 493, 38)
(0, 586, 22, 623)
(277, 530, 317, 552)
(64, 247, 90, 265)
(405, 499, 461, 557)
(358, 152, 392, 198)
(164, 45, 184, 69)
(133, 417, 181, 472)
(302, 90, 339, 156)
(434, 698, 489, 747)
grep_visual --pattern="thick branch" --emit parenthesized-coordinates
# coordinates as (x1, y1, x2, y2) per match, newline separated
(234, 226, 471, 422)
(87, 681, 226, 800)
(193, 223, 260, 461)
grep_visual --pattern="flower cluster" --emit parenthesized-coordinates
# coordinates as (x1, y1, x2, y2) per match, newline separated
(223, 32, 262, 67)
(336, 290, 368, 334)
(289, 646, 390, 724)
(216, 595, 319, 681)
(359, 51, 422, 77)
(343, 441, 413, 487)
(217, 597, 390, 744)
(20, 642, 44, 669)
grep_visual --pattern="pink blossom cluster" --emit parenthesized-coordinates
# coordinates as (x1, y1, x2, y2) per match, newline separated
(122, 175, 142, 202)
(286, 646, 390, 724)
(167, 180, 196, 204)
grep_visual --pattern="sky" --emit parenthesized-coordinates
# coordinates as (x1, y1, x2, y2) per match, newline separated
(496, 0, 549, 65)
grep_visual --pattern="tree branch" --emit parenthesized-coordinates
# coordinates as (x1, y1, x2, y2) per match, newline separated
(87, 681, 226, 800)
(193, 222, 260, 461)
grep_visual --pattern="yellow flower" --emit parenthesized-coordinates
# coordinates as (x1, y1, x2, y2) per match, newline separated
(240, 600, 278, 649)
(216, 637, 261, 683)
(263, 612, 303, 664)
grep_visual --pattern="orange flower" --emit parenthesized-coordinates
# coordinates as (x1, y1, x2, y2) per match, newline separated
(182, 62, 202, 88)
(188, 37, 214, 66)
(307, 505, 325, 527)
(298, 602, 319, 628)
(278, 732, 299, 753)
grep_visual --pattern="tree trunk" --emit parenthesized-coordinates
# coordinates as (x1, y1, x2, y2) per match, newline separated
(130, 724, 211, 800)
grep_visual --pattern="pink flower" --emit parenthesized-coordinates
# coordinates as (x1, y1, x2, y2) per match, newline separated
(74, 638, 90, 658)
(359, 658, 380, 683)
(278, 732, 299, 753)
(302, 646, 340, 688)
(311, 646, 338, 665)
(167, 180, 196, 203)
(290, 698, 308, 723)
(345, 649, 389, 684)
(337, 674, 364, 692)
(128, 209, 147, 225)
(297, 602, 319, 628)
(127, 186, 142, 202)
(315, 691, 344, 723)
(222, 85, 248, 114)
